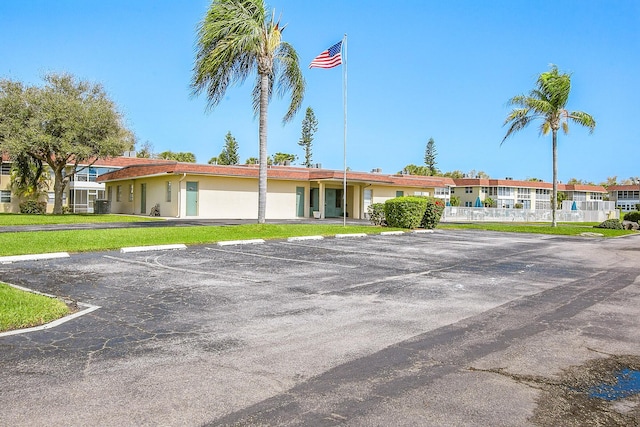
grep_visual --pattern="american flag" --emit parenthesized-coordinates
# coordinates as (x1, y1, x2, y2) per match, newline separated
(309, 41, 342, 69)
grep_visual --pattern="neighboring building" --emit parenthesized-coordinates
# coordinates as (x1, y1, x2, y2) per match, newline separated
(608, 185, 640, 212)
(97, 163, 455, 219)
(451, 178, 608, 210)
(0, 156, 170, 213)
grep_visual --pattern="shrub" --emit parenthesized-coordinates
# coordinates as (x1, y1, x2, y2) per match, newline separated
(594, 219, 623, 230)
(384, 196, 427, 229)
(61, 206, 72, 214)
(421, 198, 445, 229)
(623, 211, 640, 222)
(367, 203, 386, 226)
(19, 200, 47, 214)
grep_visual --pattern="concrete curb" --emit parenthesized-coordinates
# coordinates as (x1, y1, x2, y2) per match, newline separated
(120, 244, 187, 253)
(412, 229, 435, 234)
(0, 283, 101, 337)
(0, 252, 70, 264)
(287, 236, 324, 242)
(335, 233, 367, 238)
(380, 231, 405, 236)
(217, 239, 265, 246)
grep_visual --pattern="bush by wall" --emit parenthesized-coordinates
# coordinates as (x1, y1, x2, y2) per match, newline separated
(367, 203, 386, 226)
(384, 197, 427, 229)
(623, 211, 640, 222)
(594, 219, 623, 230)
(19, 200, 47, 214)
(421, 198, 445, 229)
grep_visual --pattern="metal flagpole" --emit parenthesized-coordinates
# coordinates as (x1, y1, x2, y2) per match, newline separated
(342, 34, 347, 227)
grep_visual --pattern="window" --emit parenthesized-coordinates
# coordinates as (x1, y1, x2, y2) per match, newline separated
(107, 186, 113, 201)
(590, 192, 603, 201)
(48, 192, 55, 203)
(465, 187, 472, 194)
(0, 190, 10, 203)
(396, 190, 404, 197)
(517, 188, 531, 199)
(116, 185, 122, 202)
(498, 187, 513, 197)
(129, 184, 134, 202)
(464, 201, 472, 207)
(166, 181, 172, 202)
(0, 163, 10, 175)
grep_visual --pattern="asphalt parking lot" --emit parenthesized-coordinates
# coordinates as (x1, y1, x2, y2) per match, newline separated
(1, 230, 640, 426)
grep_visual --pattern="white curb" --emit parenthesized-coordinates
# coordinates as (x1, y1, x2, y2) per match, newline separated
(412, 229, 435, 234)
(287, 236, 324, 242)
(380, 231, 405, 236)
(0, 252, 70, 264)
(217, 239, 265, 246)
(120, 244, 187, 253)
(335, 233, 367, 238)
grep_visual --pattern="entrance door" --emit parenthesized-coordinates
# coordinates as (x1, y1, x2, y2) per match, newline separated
(186, 181, 198, 216)
(296, 187, 305, 217)
(140, 184, 147, 214)
(325, 189, 343, 218)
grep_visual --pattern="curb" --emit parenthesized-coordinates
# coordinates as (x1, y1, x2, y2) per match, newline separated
(335, 233, 367, 238)
(287, 236, 324, 242)
(217, 239, 265, 246)
(0, 252, 70, 264)
(120, 244, 187, 253)
(412, 229, 435, 234)
(380, 231, 405, 236)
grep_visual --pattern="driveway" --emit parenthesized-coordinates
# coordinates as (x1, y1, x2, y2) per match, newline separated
(1, 230, 639, 426)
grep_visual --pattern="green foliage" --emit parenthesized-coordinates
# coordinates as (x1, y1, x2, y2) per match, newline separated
(0, 73, 132, 214)
(442, 170, 465, 178)
(594, 219, 623, 230)
(483, 197, 495, 207)
(399, 164, 429, 175)
(245, 157, 260, 165)
(158, 151, 196, 162)
(217, 132, 240, 165)
(271, 152, 296, 165)
(623, 211, 640, 222)
(19, 200, 47, 214)
(424, 138, 438, 175)
(384, 197, 428, 229)
(420, 198, 445, 229)
(367, 203, 385, 226)
(0, 282, 69, 332)
(136, 140, 154, 158)
(449, 195, 460, 206)
(298, 107, 318, 167)
(9, 153, 48, 200)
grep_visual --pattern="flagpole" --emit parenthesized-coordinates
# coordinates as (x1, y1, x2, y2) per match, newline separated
(342, 34, 347, 227)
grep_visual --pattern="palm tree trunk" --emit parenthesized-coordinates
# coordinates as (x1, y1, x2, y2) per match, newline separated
(257, 73, 269, 224)
(551, 130, 558, 227)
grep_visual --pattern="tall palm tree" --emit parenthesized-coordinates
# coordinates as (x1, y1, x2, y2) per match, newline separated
(502, 65, 595, 227)
(191, 0, 305, 223)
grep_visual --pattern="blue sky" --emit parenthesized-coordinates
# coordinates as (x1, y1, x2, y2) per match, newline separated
(1, 1, 638, 183)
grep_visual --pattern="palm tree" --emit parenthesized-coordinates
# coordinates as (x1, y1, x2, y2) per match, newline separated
(502, 65, 595, 227)
(191, 0, 305, 223)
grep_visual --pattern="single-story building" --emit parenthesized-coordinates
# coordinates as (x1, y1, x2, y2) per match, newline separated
(97, 162, 455, 219)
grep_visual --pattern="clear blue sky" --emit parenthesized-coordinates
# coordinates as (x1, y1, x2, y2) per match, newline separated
(1, 1, 638, 183)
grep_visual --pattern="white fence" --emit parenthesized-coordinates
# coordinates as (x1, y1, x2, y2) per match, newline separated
(442, 206, 618, 223)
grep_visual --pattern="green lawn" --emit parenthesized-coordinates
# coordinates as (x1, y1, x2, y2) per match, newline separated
(0, 213, 164, 226)
(438, 222, 635, 237)
(0, 282, 70, 332)
(0, 224, 392, 256)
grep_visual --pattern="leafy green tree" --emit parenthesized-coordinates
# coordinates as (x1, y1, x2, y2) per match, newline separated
(245, 157, 259, 165)
(442, 170, 465, 179)
(567, 177, 595, 185)
(208, 156, 219, 165)
(399, 164, 429, 175)
(0, 73, 132, 214)
(271, 152, 296, 165)
(449, 195, 460, 206)
(158, 151, 196, 162)
(527, 177, 543, 182)
(483, 197, 495, 208)
(192, 0, 305, 223)
(424, 138, 438, 176)
(600, 176, 618, 188)
(298, 107, 318, 167)
(218, 132, 240, 165)
(9, 153, 48, 201)
(502, 65, 595, 226)
(136, 140, 155, 158)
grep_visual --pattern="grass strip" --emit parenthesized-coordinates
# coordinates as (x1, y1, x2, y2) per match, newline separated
(0, 224, 390, 256)
(0, 283, 70, 332)
(438, 222, 635, 237)
(0, 213, 163, 226)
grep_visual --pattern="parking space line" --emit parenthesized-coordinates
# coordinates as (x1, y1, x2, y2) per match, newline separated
(205, 247, 358, 269)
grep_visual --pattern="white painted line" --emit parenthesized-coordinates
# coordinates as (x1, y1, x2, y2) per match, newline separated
(120, 244, 187, 253)
(217, 239, 265, 246)
(287, 235, 324, 242)
(412, 229, 435, 234)
(0, 252, 69, 264)
(0, 283, 101, 337)
(335, 233, 367, 238)
(380, 231, 405, 236)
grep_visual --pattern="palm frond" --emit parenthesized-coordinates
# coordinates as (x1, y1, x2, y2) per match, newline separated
(568, 110, 596, 133)
(274, 42, 305, 123)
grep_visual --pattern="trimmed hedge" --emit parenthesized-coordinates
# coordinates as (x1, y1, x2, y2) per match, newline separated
(19, 200, 47, 215)
(421, 198, 445, 229)
(383, 196, 445, 229)
(367, 203, 386, 226)
(594, 219, 623, 230)
(623, 211, 640, 222)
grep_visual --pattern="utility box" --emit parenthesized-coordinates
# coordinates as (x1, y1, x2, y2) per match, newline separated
(94, 199, 111, 214)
